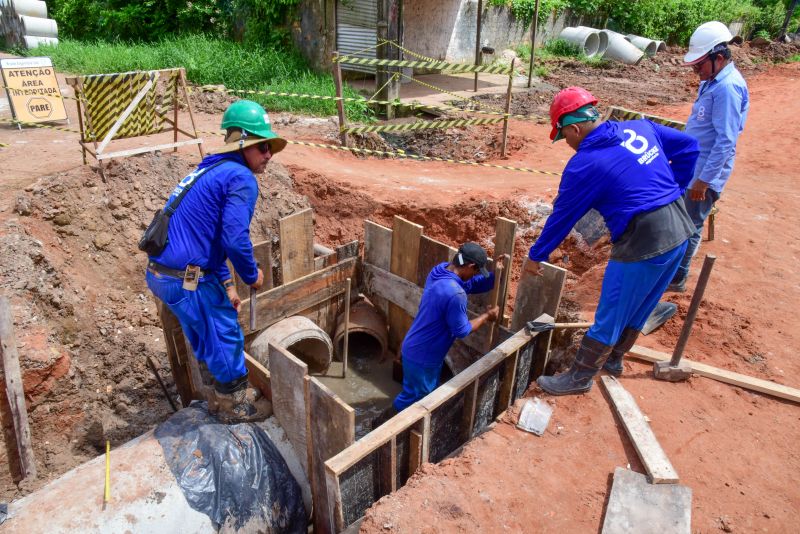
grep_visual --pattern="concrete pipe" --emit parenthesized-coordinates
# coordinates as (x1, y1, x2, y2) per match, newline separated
(250, 315, 333, 374)
(558, 26, 601, 57)
(23, 35, 57, 48)
(19, 15, 56, 37)
(4, 416, 312, 533)
(600, 30, 644, 65)
(333, 297, 388, 359)
(625, 34, 662, 56)
(11, 0, 47, 18)
(576, 26, 608, 55)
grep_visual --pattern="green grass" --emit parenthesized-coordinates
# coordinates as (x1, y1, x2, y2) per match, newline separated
(790, 54, 800, 62)
(23, 35, 373, 122)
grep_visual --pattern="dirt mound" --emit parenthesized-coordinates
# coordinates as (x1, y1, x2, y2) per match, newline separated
(0, 152, 308, 499)
(380, 125, 525, 162)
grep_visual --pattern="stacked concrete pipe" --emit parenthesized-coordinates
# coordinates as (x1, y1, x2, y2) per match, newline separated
(558, 26, 603, 57)
(250, 315, 334, 374)
(600, 29, 645, 64)
(626, 34, 667, 56)
(0, 0, 58, 49)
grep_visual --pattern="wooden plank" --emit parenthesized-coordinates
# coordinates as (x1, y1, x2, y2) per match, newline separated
(602, 467, 692, 534)
(244, 352, 271, 401)
(309, 377, 356, 534)
(601, 376, 679, 484)
(0, 297, 37, 480)
(325, 464, 347, 533)
(511, 261, 567, 380)
(237, 257, 356, 335)
(496, 348, 520, 415)
(279, 208, 314, 283)
(461, 380, 479, 441)
(269, 344, 310, 475)
(388, 216, 423, 351)
(490, 217, 517, 323)
(416, 235, 456, 287)
(232, 240, 273, 297)
(408, 429, 423, 475)
(335, 240, 360, 261)
(364, 221, 392, 271)
(95, 138, 202, 160)
(628, 345, 800, 404)
(156, 299, 196, 407)
(326, 404, 427, 476)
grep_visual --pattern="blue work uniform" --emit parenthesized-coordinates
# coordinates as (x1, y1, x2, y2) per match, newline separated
(146, 152, 259, 386)
(528, 120, 700, 346)
(675, 62, 749, 282)
(393, 263, 494, 411)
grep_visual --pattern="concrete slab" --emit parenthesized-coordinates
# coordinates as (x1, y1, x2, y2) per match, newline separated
(602, 467, 692, 534)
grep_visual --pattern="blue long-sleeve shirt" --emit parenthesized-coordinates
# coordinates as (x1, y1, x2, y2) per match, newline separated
(685, 62, 749, 193)
(529, 120, 699, 262)
(149, 152, 260, 285)
(402, 263, 495, 368)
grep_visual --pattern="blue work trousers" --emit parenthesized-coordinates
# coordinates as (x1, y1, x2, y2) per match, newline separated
(587, 241, 688, 347)
(393, 357, 444, 411)
(674, 189, 721, 283)
(146, 271, 247, 384)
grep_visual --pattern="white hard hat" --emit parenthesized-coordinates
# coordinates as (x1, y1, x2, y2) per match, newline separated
(684, 21, 736, 65)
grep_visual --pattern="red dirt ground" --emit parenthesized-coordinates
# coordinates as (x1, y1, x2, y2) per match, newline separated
(0, 51, 798, 533)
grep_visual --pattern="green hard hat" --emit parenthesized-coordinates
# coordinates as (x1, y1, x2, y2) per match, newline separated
(216, 99, 287, 154)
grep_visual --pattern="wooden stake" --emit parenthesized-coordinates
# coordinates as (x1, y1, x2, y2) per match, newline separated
(0, 296, 37, 480)
(178, 68, 205, 158)
(526, 0, 541, 88)
(333, 51, 349, 147)
(342, 277, 351, 378)
(501, 58, 514, 158)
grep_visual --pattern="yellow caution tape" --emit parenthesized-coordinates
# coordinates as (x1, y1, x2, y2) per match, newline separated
(342, 116, 504, 134)
(334, 56, 513, 75)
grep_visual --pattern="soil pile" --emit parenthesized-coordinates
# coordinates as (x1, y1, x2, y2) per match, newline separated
(0, 152, 308, 499)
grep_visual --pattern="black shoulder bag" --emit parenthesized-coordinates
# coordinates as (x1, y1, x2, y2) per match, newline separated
(138, 161, 225, 256)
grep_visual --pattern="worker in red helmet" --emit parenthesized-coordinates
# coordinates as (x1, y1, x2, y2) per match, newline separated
(527, 87, 701, 395)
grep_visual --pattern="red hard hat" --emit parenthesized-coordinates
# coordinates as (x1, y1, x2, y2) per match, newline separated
(549, 87, 598, 140)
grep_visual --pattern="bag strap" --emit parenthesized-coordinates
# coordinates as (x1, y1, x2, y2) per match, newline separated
(164, 160, 227, 215)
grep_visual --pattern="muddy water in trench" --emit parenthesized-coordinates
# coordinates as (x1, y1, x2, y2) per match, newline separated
(317, 333, 401, 439)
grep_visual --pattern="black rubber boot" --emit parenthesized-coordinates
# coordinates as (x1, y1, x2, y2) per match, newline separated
(536, 336, 613, 396)
(602, 328, 641, 377)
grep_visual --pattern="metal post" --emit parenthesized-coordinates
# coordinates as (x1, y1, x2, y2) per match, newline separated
(526, 0, 541, 88)
(332, 51, 349, 147)
(474, 0, 484, 92)
(670, 255, 716, 366)
(342, 277, 351, 378)
(501, 58, 514, 157)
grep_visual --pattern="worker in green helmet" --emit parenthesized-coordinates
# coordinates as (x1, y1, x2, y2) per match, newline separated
(145, 100, 286, 423)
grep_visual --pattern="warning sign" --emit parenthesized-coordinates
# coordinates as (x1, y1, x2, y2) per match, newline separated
(1, 57, 67, 123)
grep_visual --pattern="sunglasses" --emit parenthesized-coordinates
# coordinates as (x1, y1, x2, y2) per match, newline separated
(257, 142, 272, 155)
(691, 56, 710, 71)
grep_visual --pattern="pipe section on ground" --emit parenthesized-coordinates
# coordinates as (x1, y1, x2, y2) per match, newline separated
(250, 315, 333, 374)
(19, 15, 57, 38)
(9, 0, 46, 18)
(23, 35, 57, 48)
(558, 26, 601, 57)
(576, 25, 608, 55)
(4, 417, 312, 533)
(625, 34, 665, 56)
(600, 30, 645, 65)
(333, 297, 388, 359)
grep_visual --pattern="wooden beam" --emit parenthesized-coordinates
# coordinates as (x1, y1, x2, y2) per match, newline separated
(95, 138, 203, 160)
(156, 299, 196, 407)
(490, 217, 517, 325)
(364, 220, 392, 271)
(388, 216, 423, 351)
(461, 380, 479, 442)
(279, 208, 315, 284)
(244, 352, 271, 401)
(628, 345, 800, 404)
(496, 348, 519, 415)
(601, 376, 679, 484)
(408, 429, 423, 476)
(309, 377, 355, 534)
(269, 344, 310, 475)
(512, 261, 567, 379)
(237, 257, 356, 335)
(233, 240, 273, 297)
(0, 297, 37, 480)
(325, 464, 347, 533)
(416, 235, 456, 287)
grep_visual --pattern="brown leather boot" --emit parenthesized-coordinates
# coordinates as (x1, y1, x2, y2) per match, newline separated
(216, 386, 272, 424)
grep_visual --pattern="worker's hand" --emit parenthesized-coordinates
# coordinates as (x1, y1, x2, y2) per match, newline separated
(689, 180, 708, 202)
(524, 258, 543, 276)
(250, 268, 264, 290)
(487, 305, 500, 322)
(226, 285, 241, 312)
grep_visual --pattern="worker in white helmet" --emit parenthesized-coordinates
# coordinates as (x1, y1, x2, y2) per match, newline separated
(668, 21, 749, 292)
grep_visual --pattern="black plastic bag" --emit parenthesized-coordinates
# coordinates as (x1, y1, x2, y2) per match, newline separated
(155, 403, 306, 532)
(138, 209, 170, 256)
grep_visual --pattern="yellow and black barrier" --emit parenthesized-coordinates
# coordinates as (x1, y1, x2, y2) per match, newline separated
(333, 56, 513, 75)
(341, 116, 504, 134)
(606, 105, 686, 131)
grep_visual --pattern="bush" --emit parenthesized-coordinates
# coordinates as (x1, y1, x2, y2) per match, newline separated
(26, 35, 372, 121)
(543, 38, 583, 58)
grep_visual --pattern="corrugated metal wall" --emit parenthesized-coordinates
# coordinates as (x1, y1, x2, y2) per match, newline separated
(337, 0, 377, 73)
